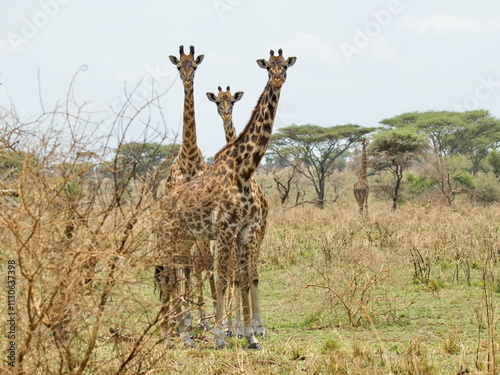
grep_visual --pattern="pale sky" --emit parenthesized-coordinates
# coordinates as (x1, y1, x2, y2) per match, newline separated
(1, 1, 500, 157)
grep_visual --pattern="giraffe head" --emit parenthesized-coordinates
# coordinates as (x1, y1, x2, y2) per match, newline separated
(256, 49, 296, 89)
(169, 45, 204, 88)
(206, 86, 244, 122)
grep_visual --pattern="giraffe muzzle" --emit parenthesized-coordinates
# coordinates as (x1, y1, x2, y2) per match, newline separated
(272, 77, 285, 88)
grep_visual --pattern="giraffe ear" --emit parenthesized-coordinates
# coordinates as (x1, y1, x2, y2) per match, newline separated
(169, 55, 179, 65)
(256, 59, 267, 69)
(206, 92, 217, 102)
(195, 54, 205, 65)
(286, 56, 297, 67)
(233, 92, 244, 102)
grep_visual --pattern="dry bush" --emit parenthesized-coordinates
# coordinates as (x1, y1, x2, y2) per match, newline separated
(0, 82, 184, 374)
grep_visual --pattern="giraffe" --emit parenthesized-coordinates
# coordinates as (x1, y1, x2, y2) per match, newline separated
(165, 45, 206, 188)
(206, 86, 244, 143)
(353, 138, 369, 215)
(158, 49, 296, 349)
(155, 45, 215, 336)
(206, 85, 268, 338)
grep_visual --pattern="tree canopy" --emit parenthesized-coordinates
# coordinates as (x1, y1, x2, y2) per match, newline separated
(380, 110, 500, 171)
(269, 124, 372, 207)
(370, 129, 428, 210)
(114, 142, 179, 178)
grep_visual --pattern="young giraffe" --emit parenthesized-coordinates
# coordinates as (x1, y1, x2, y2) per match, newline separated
(155, 45, 215, 336)
(353, 138, 369, 215)
(206, 86, 268, 338)
(158, 49, 296, 349)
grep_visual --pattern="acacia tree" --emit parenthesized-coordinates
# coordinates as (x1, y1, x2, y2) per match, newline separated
(381, 110, 500, 204)
(269, 124, 371, 208)
(381, 110, 500, 175)
(114, 142, 179, 199)
(370, 129, 428, 210)
(272, 160, 302, 205)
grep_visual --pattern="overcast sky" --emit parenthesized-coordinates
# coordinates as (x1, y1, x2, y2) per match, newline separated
(1, 1, 500, 157)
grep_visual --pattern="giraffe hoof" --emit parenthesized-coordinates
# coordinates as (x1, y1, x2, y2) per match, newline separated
(248, 342, 262, 350)
(254, 329, 266, 337)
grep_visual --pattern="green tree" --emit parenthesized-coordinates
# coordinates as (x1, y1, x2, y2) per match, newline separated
(370, 129, 428, 210)
(269, 124, 371, 208)
(486, 149, 500, 177)
(115, 142, 178, 176)
(381, 110, 500, 175)
(0, 149, 38, 179)
(114, 142, 179, 198)
(381, 110, 500, 205)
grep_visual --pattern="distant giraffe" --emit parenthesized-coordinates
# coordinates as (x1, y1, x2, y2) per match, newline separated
(155, 45, 215, 335)
(206, 85, 267, 337)
(158, 49, 296, 349)
(353, 138, 369, 215)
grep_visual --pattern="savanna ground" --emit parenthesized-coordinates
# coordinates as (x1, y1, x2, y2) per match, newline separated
(1, 187, 498, 374)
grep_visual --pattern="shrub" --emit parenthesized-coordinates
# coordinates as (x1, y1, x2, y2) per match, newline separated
(452, 170, 475, 190)
(470, 173, 500, 204)
(407, 173, 436, 195)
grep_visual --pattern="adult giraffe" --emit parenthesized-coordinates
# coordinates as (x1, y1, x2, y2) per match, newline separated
(155, 45, 215, 337)
(158, 49, 296, 349)
(206, 86, 267, 338)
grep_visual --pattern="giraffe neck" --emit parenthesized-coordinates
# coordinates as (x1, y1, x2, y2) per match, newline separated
(215, 81, 281, 181)
(359, 141, 367, 180)
(223, 118, 237, 143)
(179, 83, 198, 160)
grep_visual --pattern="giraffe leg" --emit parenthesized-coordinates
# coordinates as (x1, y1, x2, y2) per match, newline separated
(225, 270, 244, 338)
(234, 288, 244, 338)
(249, 240, 265, 337)
(194, 240, 214, 330)
(178, 242, 196, 348)
(238, 247, 261, 350)
(157, 266, 176, 348)
(250, 279, 265, 336)
(157, 234, 195, 348)
(181, 260, 193, 334)
(213, 236, 234, 349)
(224, 243, 244, 338)
(223, 276, 235, 337)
